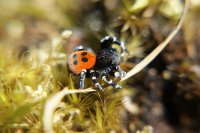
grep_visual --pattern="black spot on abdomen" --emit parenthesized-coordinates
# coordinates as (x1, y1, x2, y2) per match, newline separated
(81, 57, 88, 62)
(73, 60, 78, 65)
(73, 54, 78, 59)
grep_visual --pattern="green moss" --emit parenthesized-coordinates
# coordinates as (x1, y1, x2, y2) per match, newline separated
(0, 0, 189, 132)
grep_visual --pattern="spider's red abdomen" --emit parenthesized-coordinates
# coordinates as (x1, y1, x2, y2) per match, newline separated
(68, 50, 96, 75)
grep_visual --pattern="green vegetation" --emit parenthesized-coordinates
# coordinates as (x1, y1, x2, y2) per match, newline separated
(1, 0, 199, 133)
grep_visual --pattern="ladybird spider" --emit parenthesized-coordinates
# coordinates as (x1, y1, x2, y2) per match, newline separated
(67, 36, 127, 91)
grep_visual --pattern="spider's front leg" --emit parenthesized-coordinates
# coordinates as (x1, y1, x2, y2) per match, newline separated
(90, 70, 104, 91)
(114, 66, 126, 78)
(79, 69, 86, 89)
(102, 75, 122, 89)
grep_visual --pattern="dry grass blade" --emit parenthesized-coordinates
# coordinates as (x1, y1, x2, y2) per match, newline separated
(43, 87, 96, 133)
(121, 0, 189, 81)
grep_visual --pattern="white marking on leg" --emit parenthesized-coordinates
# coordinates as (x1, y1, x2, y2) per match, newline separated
(90, 70, 95, 73)
(114, 72, 120, 78)
(115, 84, 122, 89)
(101, 36, 109, 43)
(92, 77, 97, 80)
(113, 36, 116, 41)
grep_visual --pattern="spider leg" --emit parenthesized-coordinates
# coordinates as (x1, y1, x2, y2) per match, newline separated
(113, 40, 127, 64)
(102, 75, 122, 89)
(119, 41, 126, 63)
(100, 36, 128, 63)
(90, 70, 104, 91)
(79, 69, 86, 89)
(114, 66, 126, 78)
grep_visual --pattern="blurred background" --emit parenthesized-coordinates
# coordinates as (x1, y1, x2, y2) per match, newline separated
(0, 0, 200, 133)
